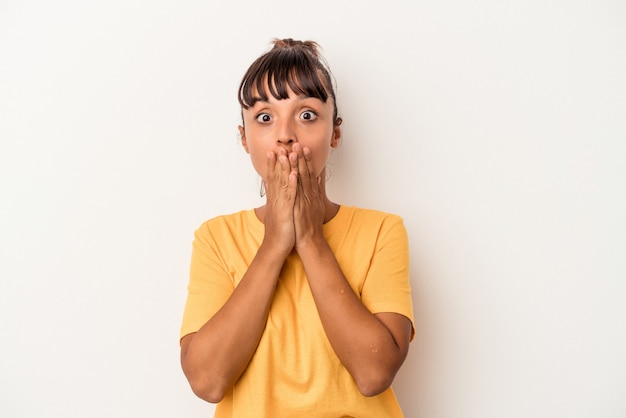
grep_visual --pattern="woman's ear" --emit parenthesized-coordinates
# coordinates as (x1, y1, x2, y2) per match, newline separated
(238, 125, 249, 153)
(331, 123, 342, 148)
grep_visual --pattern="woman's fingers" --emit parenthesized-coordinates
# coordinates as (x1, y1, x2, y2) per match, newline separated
(291, 145, 324, 230)
(280, 149, 298, 189)
(302, 146, 317, 192)
(266, 150, 296, 198)
(263, 149, 296, 253)
(290, 143, 317, 195)
(280, 151, 298, 197)
(264, 151, 277, 197)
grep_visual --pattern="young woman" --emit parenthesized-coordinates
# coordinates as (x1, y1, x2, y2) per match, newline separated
(180, 38, 415, 417)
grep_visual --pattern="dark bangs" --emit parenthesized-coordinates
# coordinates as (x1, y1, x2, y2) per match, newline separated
(238, 47, 333, 110)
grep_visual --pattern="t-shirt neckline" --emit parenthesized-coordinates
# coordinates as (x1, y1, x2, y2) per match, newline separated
(245, 205, 349, 237)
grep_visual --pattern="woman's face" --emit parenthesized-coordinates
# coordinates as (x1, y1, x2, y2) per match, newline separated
(238, 87, 341, 181)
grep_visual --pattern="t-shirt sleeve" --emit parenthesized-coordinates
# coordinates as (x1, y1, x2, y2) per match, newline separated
(360, 215, 415, 340)
(179, 222, 235, 342)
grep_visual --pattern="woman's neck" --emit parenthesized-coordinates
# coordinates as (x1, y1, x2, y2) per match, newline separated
(254, 197, 339, 225)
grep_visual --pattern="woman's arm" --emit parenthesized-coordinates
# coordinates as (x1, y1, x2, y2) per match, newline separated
(292, 145, 412, 396)
(297, 240, 412, 397)
(180, 150, 297, 403)
(180, 243, 287, 403)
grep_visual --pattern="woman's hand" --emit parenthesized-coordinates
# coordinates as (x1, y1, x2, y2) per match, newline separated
(180, 149, 299, 403)
(290, 143, 325, 251)
(288, 143, 412, 396)
(262, 149, 298, 255)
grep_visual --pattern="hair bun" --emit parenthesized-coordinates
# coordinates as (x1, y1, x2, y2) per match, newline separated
(272, 38, 320, 58)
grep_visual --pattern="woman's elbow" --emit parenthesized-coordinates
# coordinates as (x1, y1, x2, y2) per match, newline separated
(354, 370, 395, 397)
(188, 376, 228, 404)
(181, 344, 229, 402)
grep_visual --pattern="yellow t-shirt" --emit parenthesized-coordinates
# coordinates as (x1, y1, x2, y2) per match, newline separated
(180, 205, 415, 418)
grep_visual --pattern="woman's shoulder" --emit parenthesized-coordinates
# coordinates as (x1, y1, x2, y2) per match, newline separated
(330, 206, 408, 245)
(195, 208, 259, 233)
(340, 205, 405, 223)
(334, 206, 406, 236)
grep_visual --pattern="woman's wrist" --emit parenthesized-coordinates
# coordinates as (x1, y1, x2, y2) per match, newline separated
(259, 236, 293, 261)
(295, 232, 329, 258)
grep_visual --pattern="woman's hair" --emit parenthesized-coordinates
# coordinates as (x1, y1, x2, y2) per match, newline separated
(238, 38, 340, 124)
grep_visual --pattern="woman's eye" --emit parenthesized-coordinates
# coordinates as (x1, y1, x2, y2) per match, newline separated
(300, 111, 317, 121)
(256, 113, 271, 123)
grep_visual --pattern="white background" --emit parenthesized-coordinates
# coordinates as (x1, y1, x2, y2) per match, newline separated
(1, 1, 625, 417)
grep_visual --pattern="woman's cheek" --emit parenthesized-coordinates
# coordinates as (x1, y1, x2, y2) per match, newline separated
(248, 151, 267, 180)
(312, 149, 330, 178)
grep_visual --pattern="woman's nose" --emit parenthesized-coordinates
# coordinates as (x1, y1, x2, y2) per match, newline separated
(276, 119, 297, 145)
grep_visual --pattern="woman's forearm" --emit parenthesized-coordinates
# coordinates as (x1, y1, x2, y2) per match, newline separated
(297, 238, 411, 397)
(180, 243, 288, 403)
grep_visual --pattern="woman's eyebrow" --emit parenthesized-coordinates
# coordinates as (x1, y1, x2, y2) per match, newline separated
(248, 96, 267, 107)
(250, 95, 318, 107)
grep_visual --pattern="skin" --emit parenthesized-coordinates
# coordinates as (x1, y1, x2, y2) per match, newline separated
(180, 87, 413, 403)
